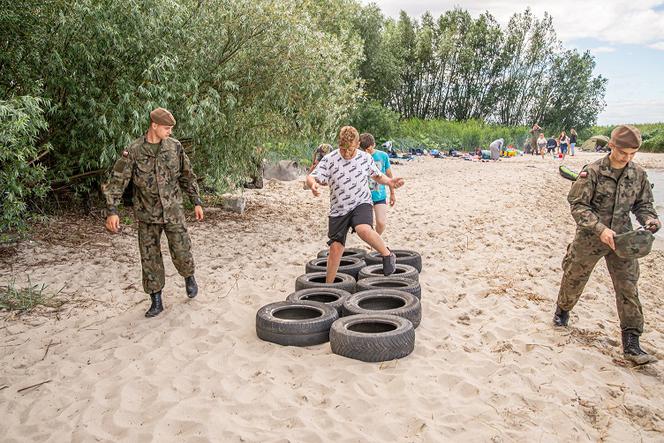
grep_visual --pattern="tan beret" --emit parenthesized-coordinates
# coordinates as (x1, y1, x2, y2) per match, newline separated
(610, 124, 641, 149)
(149, 107, 176, 126)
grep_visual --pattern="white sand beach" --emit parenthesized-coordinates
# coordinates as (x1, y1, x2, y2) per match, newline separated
(1, 151, 664, 442)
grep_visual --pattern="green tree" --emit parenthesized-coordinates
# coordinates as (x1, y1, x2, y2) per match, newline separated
(0, 0, 363, 196)
(0, 96, 51, 238)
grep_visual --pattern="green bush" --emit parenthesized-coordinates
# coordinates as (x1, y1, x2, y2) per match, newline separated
(348, 101, 399, 141)
(1, 0, 363, 196)
(394, 118, 529, 151)
(0, 96, 51, 240)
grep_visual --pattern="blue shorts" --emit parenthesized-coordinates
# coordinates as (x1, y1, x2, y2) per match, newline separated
(560, 145, 568, 154)
(373, 199, 387, 206)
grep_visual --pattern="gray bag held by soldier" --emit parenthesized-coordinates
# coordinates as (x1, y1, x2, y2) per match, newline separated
(613, 229, 655, 259)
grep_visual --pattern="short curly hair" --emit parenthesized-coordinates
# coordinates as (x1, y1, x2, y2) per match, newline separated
(338, 126, 359, 150)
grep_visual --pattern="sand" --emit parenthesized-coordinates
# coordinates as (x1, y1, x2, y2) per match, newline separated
(1, 151, 664, 442)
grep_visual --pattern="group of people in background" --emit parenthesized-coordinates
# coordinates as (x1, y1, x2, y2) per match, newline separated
(530, 124, 578, 160)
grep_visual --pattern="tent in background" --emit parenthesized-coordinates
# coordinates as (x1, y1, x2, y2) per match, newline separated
(580, 135, 610, 151)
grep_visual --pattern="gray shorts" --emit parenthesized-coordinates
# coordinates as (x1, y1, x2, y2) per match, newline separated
(327, 203, 374, 246)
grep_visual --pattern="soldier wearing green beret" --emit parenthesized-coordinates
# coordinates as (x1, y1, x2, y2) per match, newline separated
(102, 107, 204, 317)
(553, 124, 661, 365)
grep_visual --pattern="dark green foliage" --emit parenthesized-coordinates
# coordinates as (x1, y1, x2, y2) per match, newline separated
(0, 0, 362, 231)
(0, 96, 51, 240)
(348, 101, 399, 141)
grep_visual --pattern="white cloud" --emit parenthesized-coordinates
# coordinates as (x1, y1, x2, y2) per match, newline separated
(649, 41, 664, 50)
(590, 46, 616, 54)
(598, 99, 664, 125)
(361, 0, 664, 47)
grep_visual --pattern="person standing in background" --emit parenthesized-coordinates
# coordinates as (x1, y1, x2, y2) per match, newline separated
(569, 128, 578, 156)
(359, 133, 395, 236)
(559, 131, 570, 161)
(537, 133, 548, 158)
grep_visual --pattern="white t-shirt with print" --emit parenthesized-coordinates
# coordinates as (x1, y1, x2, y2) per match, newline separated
(310, 149, 382, 217)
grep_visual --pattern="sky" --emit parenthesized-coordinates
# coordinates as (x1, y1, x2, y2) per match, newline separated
(359, 0, 664, 125)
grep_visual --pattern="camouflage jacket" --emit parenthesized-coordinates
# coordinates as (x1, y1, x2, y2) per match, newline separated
(102, 136, 202, 224)
(568, 155, 658, 236)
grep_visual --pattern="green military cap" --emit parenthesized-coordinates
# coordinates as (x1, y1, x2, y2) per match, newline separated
(150, 107, 176, 126)
(614, 229, 654, 259)
(610, 125, 641, 149)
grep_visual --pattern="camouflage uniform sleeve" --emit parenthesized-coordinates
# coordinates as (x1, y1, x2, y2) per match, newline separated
(178, 146, 202, 206)
(632, 171, 659, 226)
(101, 150, 133, 216)
(568, 167, 607, 235)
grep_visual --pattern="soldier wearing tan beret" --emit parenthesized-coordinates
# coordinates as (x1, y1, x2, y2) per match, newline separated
(553, 125, 661, 364)
(102, 107, 204, 318)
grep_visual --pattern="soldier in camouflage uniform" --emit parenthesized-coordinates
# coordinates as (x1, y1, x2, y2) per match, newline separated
(529, 123, 543, 155)
(553, 125, 661, 365)
(102, 108, 204, 318)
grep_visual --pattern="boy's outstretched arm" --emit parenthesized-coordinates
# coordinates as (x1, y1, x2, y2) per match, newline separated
(374, 173, 404, 189)
(305, 174, 321, 197)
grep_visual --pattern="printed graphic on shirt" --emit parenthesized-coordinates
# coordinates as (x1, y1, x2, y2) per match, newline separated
(310, 149, 381, 216)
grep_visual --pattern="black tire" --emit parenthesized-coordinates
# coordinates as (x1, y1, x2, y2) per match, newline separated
(317, 248, 367, 260)
(364, 250, 422, 272)
(356, 277, 421, 300)
(305, 256, 366, 280)
(358, 264, 419, 282)
(286, 288, 351, 316)
(256, 300, 338, 346)
(295, 272, 356, 293)
(342, 289, 421, 328)
(330, 314, 415, 362)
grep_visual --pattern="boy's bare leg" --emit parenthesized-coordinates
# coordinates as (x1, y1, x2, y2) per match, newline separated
(355, 224, 389, 256)
(326, 241, 344, 283)
(374, 205, 387, 236)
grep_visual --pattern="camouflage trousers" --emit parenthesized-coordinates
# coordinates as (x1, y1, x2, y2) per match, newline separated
(138, 222, 195, 294)
(530, 136, 538, 153)
(557, 230, 643, 334)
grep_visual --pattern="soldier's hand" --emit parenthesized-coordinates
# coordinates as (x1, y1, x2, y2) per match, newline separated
(194, 205, 204, 222)
(105, 214, 120, 233)
(645, 219, 661, 233)
(311, 182, 321, 197)
(599, 228, 616, 250)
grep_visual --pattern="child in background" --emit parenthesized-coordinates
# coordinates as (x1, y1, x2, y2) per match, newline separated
(359, 133, 395, 236)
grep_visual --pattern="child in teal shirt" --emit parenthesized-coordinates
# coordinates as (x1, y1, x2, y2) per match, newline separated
(359, 133, 395, 235)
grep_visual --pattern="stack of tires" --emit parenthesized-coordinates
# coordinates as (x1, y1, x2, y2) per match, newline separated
(256, 249, 423, 362)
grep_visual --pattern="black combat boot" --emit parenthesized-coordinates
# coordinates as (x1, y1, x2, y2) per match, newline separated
(185, 275, 198, 298)
(145, 291, 164, 317)
(553, 305, 569, 327)
(622, 331, 657, 365)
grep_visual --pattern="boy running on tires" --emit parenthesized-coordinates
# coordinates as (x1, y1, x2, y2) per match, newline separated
(306, 126, 405, 283)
